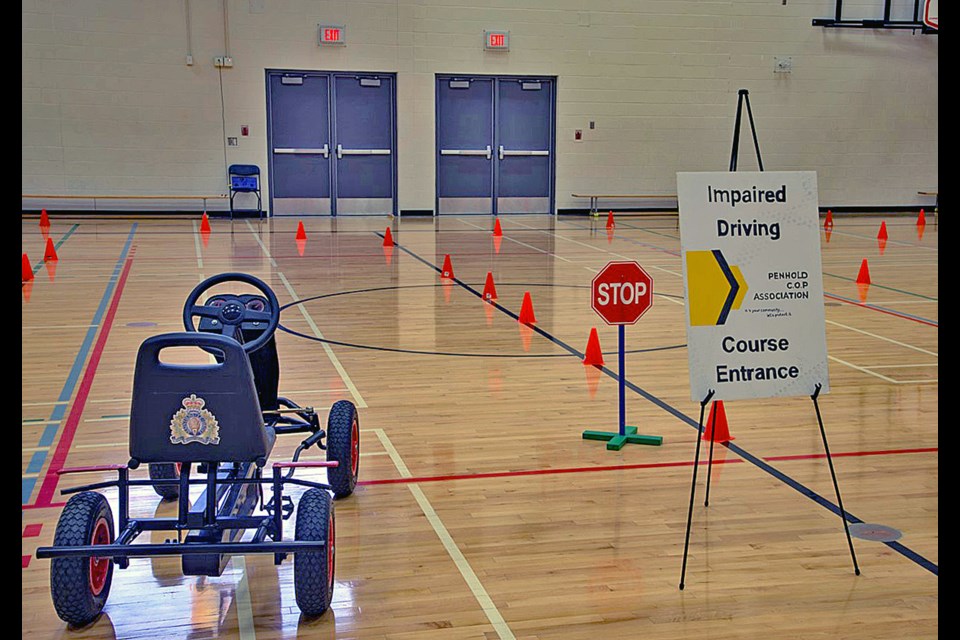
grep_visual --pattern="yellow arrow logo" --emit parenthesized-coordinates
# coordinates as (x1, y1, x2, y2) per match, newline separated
(686, 250, 748, 326)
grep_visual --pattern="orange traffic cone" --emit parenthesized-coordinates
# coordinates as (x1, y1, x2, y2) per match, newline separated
(917, 223, 925, 241)
(877, 237, 887, 256)
(44, 237, 58, 261)
(493, 218, 503, 237)
(383, 227, 395, 247)
(855, 259, 871, 285)
(582, 327, 604, 366)
(606, 210, 615, 229)
(383, 244, 394, 266)
(441, 254, 454, 279)
(493, 234, 502, 254)
(39, 209, 50, 228)
(824, 227, 832, 243)
(518, 291, 537, 324)
(877, 221, 888, 240)
(22, 253, 34, 282)
(296, 237, 307, 257)
(824, 210, 833, 229)
(200, 212, 211, 233)
(917, 209, 926, 226)
(482, 272, 498, 301)
(702, 401, 733, 442)
(296, 221, 307, 240)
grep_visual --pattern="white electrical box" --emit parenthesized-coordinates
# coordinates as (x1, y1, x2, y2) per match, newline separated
(214, 56, 234, 68)
(774, 56, 793, 73)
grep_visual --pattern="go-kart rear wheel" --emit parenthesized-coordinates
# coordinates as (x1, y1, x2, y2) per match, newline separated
(326, 400, 359, 499)
(148, 463, 181, 500)
(50, 491, 115, 627)
(294, 488, 335, 617)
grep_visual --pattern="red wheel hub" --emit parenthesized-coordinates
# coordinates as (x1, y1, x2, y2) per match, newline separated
(89, 517, 111, 596)
(350, 417, 359, 477)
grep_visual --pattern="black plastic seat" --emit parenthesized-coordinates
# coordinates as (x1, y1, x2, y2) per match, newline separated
(129, 333, 275, 465)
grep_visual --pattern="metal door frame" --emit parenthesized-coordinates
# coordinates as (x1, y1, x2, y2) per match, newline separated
(265, 69, 398, 217)
(435, 73, 557, 216)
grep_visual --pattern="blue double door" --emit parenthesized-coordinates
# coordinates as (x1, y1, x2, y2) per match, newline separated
(267, 71, 396, 215)
(436, 75, 556, 215)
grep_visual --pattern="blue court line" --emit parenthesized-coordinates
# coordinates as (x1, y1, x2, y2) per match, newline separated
(22, 225, 137, 505)
(29, 224, 80, 275)
(383, 232, 939, 577)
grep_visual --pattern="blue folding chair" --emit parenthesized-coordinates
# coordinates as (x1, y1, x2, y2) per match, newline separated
(228, 164, 263, 220)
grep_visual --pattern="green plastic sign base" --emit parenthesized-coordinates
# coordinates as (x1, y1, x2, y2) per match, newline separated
(582, 426, 664, 451)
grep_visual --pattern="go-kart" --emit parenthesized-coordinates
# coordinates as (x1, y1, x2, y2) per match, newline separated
(36, 273, 360, 626)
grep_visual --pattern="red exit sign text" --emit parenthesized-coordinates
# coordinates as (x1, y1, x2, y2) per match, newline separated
(318, 24, 345, 45)
(483, 30, 510, 51)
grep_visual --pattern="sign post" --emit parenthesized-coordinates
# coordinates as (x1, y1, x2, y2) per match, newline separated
(582, 261, 663, 450)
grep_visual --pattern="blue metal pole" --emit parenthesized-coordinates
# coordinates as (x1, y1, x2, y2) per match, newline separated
(619, 324, 626, 436)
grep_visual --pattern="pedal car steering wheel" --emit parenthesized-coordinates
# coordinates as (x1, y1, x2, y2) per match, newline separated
(183, 273, 280, 353)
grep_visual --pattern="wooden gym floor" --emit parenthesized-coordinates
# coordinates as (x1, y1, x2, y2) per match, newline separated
(22, 214, 937, 639)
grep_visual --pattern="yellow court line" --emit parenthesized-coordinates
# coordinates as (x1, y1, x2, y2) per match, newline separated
(457, 218, 574, 263)
(867, 363, 938, 369)
(829, 355, 898, 383)
(243, 221, 367, 407)
(514, 219, 684, 278)
(825, 319, 938, 357)
(230, 557, 257, 640)
(84, 416, 128, 423)
(21, 400, 69, 407)
(373, 428, 516, 640)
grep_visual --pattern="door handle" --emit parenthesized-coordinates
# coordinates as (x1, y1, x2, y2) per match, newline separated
(440, 145, 491, 159)
(336, 144, 391, 159)
(499, 147, 549, 159)
(274, 144, 329, 158)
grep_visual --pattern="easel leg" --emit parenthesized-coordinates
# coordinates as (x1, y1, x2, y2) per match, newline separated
(729, 92, 745, 172)
(704, 415, 716, 507)
(743, 92, 764, 171)
(679, 390, 714, 590)
(811, 383, 861, 576)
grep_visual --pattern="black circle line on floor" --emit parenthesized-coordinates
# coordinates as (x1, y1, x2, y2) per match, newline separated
(278, 283, 685, 358)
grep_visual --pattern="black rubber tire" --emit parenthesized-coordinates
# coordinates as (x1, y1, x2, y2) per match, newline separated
(294, 488, 335, 617)
(50, 491, 115, 627)
(326, 400, 359, 499)
(148, 463, 181, 500)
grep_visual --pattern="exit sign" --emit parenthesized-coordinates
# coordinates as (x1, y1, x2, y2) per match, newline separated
(484, 30, 510, 51)
(318, 24, 345, 46)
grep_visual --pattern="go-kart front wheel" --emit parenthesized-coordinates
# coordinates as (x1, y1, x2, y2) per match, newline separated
(294, 488, 335, 617)
(326, 400, 359, 499)
(148, 463, 181, 500)
(50, 491, 115, 627)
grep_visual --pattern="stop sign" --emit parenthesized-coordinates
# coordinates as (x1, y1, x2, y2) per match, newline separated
(591, 261, 654, 325)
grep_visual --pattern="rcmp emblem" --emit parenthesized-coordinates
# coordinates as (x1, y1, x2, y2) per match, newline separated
(169, 394, 221, 445)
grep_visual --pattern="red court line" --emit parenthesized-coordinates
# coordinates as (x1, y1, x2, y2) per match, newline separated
(765, 446, 937, 462)
(824, 293, 938, 327)
(22, 524, 42, 538)
(358, 446, 937, 486)
(33, 253, 135, 507)
(22, 555, 31, 569)
(359, 457, 744, 486)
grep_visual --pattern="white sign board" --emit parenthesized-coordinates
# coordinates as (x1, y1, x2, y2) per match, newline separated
(677, 171, 829, 402)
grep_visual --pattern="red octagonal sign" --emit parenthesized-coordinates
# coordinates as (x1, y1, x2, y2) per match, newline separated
(591, 261, 654, 325)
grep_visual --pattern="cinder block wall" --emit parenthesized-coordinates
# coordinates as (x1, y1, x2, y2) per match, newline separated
(22, 0, 938, 211)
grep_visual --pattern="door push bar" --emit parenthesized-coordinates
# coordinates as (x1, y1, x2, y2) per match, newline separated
(440, 145, 492, 159)
(498, 145, 549, 160)
(273, 144, 330, 158)
(336, 144, 392, 159)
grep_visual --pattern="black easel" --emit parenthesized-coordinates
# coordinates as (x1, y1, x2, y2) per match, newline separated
(678, 90, 859, 590)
